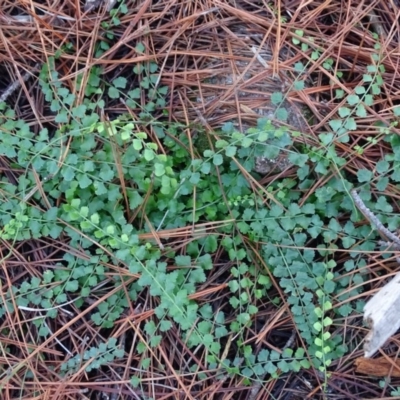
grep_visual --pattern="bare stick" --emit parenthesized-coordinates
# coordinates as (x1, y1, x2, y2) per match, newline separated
(0, 64, 40, 103)
(352, 189, 400, 356)
(350, 189, 400, 248)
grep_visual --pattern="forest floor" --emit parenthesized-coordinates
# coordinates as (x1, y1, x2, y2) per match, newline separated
(1, 0, 400, 399)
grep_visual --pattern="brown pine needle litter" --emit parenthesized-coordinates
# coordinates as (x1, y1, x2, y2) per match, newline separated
(1, 0, 400, 399)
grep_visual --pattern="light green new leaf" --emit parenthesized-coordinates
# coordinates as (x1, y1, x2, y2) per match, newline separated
(154, 163, 165, 176)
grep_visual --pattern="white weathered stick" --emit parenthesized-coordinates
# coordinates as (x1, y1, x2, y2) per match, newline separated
(351, 189, 400, 357)
(0, 64, 39, 103)
(363, 273, 400, 357)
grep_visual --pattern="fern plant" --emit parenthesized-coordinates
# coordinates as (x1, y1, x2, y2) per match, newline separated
(1, 37, 399, 388)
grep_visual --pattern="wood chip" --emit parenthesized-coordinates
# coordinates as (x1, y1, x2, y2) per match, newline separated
(355, 357, 400, 377)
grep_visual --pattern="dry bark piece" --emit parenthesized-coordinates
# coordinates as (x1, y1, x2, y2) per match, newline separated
(355, 357, 400, 377)
(363, 272, 400, 357)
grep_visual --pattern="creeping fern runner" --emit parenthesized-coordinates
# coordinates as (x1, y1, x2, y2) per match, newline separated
(0, 40, 399, 388)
